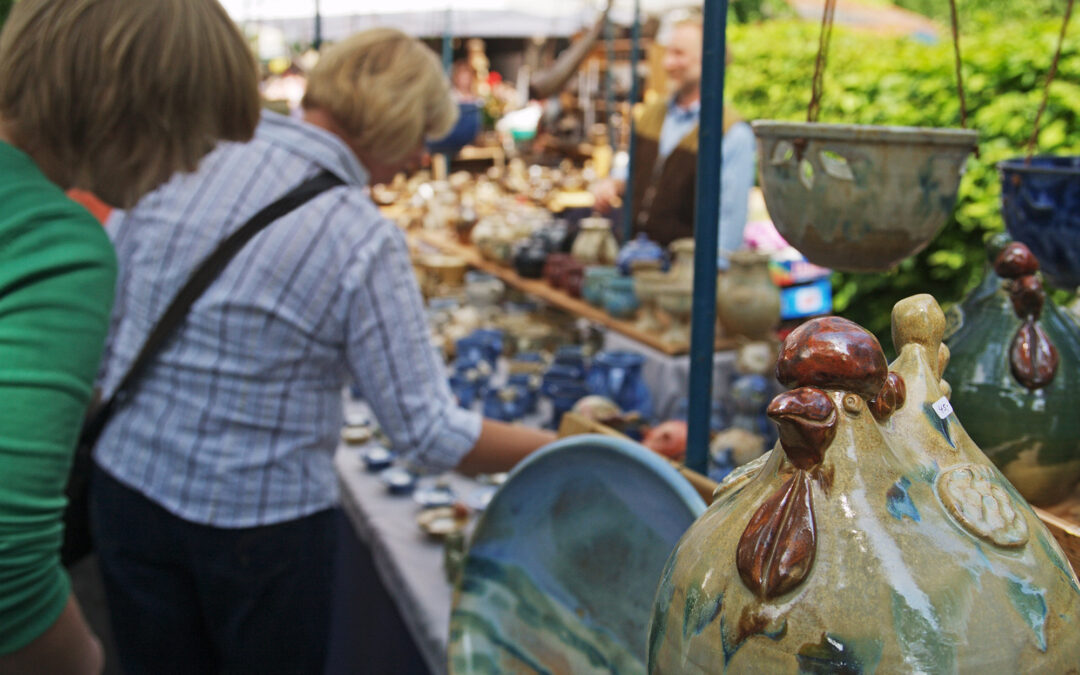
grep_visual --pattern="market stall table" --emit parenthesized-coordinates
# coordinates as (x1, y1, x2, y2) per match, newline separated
(333, 443, 465, 675)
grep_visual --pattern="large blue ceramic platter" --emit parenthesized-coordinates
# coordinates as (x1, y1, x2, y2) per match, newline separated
(448, 435, 706, 675)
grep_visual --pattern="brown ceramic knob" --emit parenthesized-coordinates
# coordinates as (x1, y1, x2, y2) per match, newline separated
(1008, 275, 1045, 320)
(994, 242, 1039, 279)
(776, 316, 888, 401)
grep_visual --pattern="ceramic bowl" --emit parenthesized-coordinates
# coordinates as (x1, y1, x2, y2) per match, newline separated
(448, 435, 706, 674)
(753, 121, 977, 272)
(999, 156, 1080, 290)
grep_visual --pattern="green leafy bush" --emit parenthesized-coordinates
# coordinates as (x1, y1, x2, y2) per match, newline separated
(725, 17, 1080, 343)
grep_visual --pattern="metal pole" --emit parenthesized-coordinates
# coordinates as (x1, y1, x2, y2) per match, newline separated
(313, 0, 322, 50)
(684, 0, 729, 475)
(622, 0, 641, 243)
(604, 13, 616, 150)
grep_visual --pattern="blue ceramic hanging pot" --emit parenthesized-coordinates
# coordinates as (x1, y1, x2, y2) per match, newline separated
(1000, 156, 1080, 290)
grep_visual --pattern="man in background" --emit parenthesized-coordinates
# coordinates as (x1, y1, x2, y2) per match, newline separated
(593, 16, 755, 265)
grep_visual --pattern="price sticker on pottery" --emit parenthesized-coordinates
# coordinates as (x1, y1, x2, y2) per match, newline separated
(932, 397, 954, 419)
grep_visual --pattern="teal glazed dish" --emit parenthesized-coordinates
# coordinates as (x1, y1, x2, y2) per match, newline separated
(448, 435, 706, 674)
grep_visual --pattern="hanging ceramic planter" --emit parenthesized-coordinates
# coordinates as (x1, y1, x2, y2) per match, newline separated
(753, 122, 977, 272)
(751, 0, 977, 273)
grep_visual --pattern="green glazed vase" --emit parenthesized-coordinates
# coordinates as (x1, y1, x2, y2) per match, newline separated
(945, 236, 1080, 506)
(648, 295, 1080, 673)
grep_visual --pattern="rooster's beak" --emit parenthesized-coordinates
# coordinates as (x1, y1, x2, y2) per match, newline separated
(767, 387, 838, 470)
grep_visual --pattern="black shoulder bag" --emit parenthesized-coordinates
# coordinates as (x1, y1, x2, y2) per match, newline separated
(61, 169, 344, 567)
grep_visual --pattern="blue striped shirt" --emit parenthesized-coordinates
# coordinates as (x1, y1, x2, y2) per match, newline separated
(95, 111, 481, 527)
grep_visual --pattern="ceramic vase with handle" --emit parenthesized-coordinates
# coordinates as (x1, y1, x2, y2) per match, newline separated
(717, 250, 781, 341)
(571, 217, 619, 266)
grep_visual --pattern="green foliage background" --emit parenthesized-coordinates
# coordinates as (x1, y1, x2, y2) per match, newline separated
(0, 0, 13, 31)
(723, 15, 1080, 343)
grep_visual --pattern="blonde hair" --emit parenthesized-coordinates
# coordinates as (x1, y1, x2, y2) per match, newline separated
(303, 28, 458, 165)
(0, 0, 260, 207)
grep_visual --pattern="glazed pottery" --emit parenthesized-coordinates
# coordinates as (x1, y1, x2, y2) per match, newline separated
(999, 156, 1080, 291)
(586, 351, 653, 420)
(668, 238, 695, 284)
(570, 395, 622, 423)
(708, 373, 773, 482)
(448, 435, 706, 674)
(642, 420, 688, 461)
(617, 233, 667, 276)
(542, 252, 572, 287)
(602, 276, 640, 320)
(583, 265, 619, 307)
(513, 240, 548, 279)
(632, 269, 667, 333)
(656, 283, 693, 350)
(546, 378, 590, 430)
(945, 238, 1080, 506)
(648, 295, 1080, 672)
(752, 121, 978, 272)
(571, 217, 619, 266)
(562, 261, 586, 298)
(482, 387, 528, 423)
(507, 372, 542, 414)
(464, 274, 504, 308)
(717, 250, 781, 340)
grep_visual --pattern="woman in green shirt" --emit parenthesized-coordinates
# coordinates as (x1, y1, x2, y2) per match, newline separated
(0, 1, 259, 672)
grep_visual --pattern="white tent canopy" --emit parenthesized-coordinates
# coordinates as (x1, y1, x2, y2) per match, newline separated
(219, 0, 700, 40)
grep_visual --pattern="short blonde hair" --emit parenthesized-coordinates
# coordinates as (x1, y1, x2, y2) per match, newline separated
(0, 0, 260, 207)
(303, 28, 458, 165)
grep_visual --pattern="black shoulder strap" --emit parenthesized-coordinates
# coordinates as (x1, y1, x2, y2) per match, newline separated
(84, 169, 345, 441)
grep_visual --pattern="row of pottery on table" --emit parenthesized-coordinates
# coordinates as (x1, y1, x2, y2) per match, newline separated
(649, 294, 1080, 672)
(542, 346, 654, 430)
(945, 235, 1080, 506)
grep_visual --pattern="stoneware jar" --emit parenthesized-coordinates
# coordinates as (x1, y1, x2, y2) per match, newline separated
(649, 295, 1080, 672)
(717, 250, 781, 340)
(602, 276, 640, 320)
(583, 265, 619, 307)
(668, 238, 696, 284)
(571, 217, 619, 266)
(945, 237, 1080, 506)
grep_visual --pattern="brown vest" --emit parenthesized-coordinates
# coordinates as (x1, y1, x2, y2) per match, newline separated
(629, 99, 740, 247)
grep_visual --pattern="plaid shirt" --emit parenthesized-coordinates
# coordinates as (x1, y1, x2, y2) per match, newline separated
(95, 112, 480, 527)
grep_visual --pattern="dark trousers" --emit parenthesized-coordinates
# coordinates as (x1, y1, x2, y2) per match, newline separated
(89, 464, 338, 675)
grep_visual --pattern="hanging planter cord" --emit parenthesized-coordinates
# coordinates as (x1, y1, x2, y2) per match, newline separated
(1026, 0, 1075, 162)
(947, 0, 978, 157)
(806, 0, 837, 124)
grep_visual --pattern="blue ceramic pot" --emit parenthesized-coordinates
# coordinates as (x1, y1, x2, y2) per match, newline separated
(586, 351, 653, 420)
(449, 372, 481, 408)
(546, 378, 590, 429)
(507, 373, 541, 413)
(602, 276, 639, 319)
(457, 332, 501, 367)
(483, 388, 528, 423)
(616, 233, 667, 275)
(582, 266, 619, 307)
(1000, 156, 1080, 290)
(552, 345, 588, 379)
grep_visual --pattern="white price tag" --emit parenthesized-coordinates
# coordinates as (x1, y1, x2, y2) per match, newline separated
(932, 397, 953, 419)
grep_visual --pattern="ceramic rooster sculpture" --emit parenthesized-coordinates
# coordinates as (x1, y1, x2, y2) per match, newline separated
(648, 295, 1080, 673)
